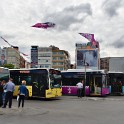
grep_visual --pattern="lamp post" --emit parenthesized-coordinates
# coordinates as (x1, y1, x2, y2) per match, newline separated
(83, 53, 87, 97)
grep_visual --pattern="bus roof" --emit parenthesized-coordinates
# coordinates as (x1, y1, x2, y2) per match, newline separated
(9, 68, 50, 71)
(108, 71, 124, 74)
(0, 67, 9, 73)
(61, 69, 105, 73)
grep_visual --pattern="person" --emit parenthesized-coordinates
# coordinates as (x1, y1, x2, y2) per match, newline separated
(76, 80, 83, 98)
(0, 54, 7, 66)
(18, 80, 27, 108)
(2, 78, 15, 108)
(0, 81, 3, 107)
(1, 80, 7, 107)
(81, 80, 84, 97)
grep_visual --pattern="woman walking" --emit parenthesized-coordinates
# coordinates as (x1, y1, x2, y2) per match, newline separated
(18, 80, 27, 108)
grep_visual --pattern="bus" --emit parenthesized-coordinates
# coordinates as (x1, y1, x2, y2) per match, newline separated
(61, 69, 110, 96)
(107, 71, 124, 95)
(10, 68, 62, 98)
(0, 67, 10, 82)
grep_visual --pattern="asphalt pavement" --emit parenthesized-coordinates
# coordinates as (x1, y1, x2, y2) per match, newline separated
(0, 95, 124, 124)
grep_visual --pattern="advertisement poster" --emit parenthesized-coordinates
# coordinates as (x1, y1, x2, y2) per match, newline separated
(76, 49, 99, 69)
(0, 49, 7, 66)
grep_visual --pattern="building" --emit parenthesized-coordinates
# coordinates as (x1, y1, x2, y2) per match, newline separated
(100, 57, 124, 72)
(31, 46, 38, 68)
(100, 57, 109, 71)
(31, 46, 71, 70)
(0, 47, 29, 68)
(75, 41, 100, 70)
(51, 46, 70, 70)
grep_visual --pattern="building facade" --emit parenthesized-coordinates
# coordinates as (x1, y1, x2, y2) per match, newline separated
(51, 46, 70, 70)
(31, 46, 71, 70)
(0, 47, 28, 68)
(100, 57, 124, 72)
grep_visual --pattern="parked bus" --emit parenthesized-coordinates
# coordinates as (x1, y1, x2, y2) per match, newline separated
(107, 71, 124, 95)
(0, 67, 10, 82)
(62, 69, 110, 96)
(10, 68, 62, 98)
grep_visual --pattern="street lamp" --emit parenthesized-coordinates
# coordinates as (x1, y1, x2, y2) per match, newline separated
(84, 62, 87, 96)
(83, 53, 87, 97)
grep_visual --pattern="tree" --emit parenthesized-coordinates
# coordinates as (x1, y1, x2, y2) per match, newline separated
(2, 64, 14, 69)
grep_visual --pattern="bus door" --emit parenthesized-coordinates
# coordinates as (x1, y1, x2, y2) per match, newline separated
(90, 75, 102, 96)
(110, 74, 123, 95)
(32, 73, 48, 97)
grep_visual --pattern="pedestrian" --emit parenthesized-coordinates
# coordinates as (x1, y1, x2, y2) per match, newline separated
(81, 80, 84, 97)
(1, 80, 7, 107)
(2, 78, 15, 108)
(18, 80, 27, 108)
(0, 81, 3, 107)
(76, 80, 83, 98)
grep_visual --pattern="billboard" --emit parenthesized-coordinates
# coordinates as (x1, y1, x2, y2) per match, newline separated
(0, 48, 7, 66)
(76, 49, 99, 69)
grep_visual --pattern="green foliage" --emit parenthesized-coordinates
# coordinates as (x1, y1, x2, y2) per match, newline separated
(2, 64, 14, 69)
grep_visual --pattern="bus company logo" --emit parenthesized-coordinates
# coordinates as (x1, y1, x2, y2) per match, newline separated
(20, 71, 30, 73)
(68, 87, 71, 94)
(47, 92, 52, 95)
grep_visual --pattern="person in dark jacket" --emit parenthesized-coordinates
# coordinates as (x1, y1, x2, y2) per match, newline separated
(18, 80, 27, 108)
(0, 81, 3, 107)
(2, 78, 15, 108)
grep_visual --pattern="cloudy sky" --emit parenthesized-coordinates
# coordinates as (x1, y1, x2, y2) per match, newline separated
(0, 0, 124, 63)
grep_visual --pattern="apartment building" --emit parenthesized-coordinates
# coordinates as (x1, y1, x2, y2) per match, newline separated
(0, 47, 27, 68)
(31, 46, 71, 70)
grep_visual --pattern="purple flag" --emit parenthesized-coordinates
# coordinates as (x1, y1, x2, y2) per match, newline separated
(79, 33, 95, 42)
(31, 22, 55, 29)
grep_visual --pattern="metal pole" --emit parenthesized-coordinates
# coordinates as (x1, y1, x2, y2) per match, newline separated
(84, 53, 86, 96)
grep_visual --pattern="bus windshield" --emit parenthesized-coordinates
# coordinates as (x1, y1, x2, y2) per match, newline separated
(0, 67, 10, 82)
(49, 69, 62, 88)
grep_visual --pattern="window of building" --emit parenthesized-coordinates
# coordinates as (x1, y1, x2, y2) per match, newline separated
(38, 53, 51, 57)
(53, 57, 57, 60)
(58, 51, 64, 54)
(53, 62, 57, 65)
(59, 68, 64, 71)
(58, 62, 63, 65)
(53, 52, 57, 54)
(58, 57, 63, 60)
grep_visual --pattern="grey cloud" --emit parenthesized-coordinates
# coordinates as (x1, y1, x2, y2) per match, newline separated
(64, 3, 92, 15)
(102, 0, 122, 17)
(43, 3, 92, 31)
(110, 35, 124, 48)
(95, 38, 104, 43)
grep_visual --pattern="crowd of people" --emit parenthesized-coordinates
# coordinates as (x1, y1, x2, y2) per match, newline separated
(0, 78, 27, 108)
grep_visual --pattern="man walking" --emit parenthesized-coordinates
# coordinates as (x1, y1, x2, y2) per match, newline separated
(2, 78, 15, 108)
(76, 80, 83, 98)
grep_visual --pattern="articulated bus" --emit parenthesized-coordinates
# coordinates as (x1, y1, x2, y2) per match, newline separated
(62, 69, 110, 96)
(10, 68, 62, 98)
(0, 67, 10, 82)
(107, 71, 124, 95)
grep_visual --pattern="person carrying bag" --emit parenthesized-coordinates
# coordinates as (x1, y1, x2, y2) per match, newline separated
(18, 80, 27, 108)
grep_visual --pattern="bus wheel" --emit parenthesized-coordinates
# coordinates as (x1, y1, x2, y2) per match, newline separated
(26, 90, 29, 99)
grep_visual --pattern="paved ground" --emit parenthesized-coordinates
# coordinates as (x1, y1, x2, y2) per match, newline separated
(0, 96, 124, 124)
